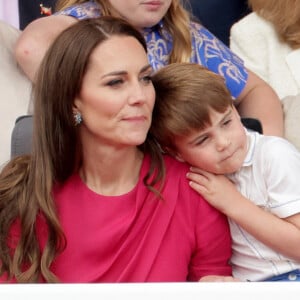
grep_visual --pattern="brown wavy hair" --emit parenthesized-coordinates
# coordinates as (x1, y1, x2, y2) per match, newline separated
(249, 0, 300, 49)
(0, 16, 164, 283)
(150, 63, 233, 152)
(56, 0, 192, 62)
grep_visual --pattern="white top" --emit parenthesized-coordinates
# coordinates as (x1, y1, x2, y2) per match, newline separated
(230, 12, 300, 100)
(227, 130, 300, 281)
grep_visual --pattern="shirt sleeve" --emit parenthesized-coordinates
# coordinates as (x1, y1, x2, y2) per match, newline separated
(54, 1, 101, 20)
(190, 22, 248, 99)
(262, 138, 300, 218)
(188, 190, 232, 280)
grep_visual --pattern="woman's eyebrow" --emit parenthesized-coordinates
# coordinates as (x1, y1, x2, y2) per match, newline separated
(101, 64, 152, 79)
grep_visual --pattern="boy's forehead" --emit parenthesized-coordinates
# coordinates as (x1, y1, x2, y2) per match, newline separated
(174, 128, 206, 146)
(171, 106, 234, 148)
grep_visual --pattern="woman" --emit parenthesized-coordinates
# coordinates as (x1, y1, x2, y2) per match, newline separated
(230, 0, 300, 150)
(14, 0, 283, 136)
(0, 17, 232, 283)
(230, 0, 300, 101)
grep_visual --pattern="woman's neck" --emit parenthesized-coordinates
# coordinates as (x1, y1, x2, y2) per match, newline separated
(79, 147, 144, 196)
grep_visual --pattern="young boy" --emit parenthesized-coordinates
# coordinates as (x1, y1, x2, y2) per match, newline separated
(150, 63, 300, 282)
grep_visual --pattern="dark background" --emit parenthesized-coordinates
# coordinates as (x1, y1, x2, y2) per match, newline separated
(188, 0, 250, 45)
(19, 0, 57, 30)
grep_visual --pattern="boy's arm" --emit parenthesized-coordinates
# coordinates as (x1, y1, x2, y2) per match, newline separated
(14, 15, 77, 81)
(187, 168, 300, 261)
(235, 69, 283, 137)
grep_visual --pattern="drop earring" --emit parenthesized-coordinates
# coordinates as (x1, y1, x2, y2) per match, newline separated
(73, 111, 82, 126)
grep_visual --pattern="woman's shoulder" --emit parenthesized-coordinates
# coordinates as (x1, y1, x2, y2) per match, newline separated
(163, 154, 189, 174)
(162, 155, 204, 199)
(161, 155, 230, 234)
(158, 155, 192, 193)
(189, 21, 216, 39)
(54, 0, 101, 20)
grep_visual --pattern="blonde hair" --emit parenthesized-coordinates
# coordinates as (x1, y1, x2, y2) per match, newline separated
(150, 63, 233, 151)
(56, 0, 193, 62)
(249, 0, 300, 48)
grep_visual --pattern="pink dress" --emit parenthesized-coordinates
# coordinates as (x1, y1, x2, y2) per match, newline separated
(2, 155, 232, 282)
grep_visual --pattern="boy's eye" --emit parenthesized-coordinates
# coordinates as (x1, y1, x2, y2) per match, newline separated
(195, 136, 208, 146)
(223, 119, 232, 126)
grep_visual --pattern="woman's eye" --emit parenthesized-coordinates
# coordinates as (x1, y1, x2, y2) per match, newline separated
(106, 79, 123, 86)
(141, 75, 152, 84)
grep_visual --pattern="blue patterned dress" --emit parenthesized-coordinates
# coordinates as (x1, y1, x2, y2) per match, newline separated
(55, 0, 247, 98)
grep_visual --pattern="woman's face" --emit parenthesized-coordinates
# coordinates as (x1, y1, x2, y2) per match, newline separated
(108, 0, 172, 30)
(74, 35, 155, 150)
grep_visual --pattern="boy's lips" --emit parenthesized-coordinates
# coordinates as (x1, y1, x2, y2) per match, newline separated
(221, 150, 236, 162)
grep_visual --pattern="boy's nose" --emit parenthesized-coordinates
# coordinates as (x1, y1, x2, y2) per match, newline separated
(216, 136, 231, 151)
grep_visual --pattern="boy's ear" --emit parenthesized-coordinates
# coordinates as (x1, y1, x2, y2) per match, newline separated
(164, 146, 186, 163)
(174, 153, 185, 163)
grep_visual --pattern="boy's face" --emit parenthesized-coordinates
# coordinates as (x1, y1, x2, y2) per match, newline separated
(173, 106, 248, 174)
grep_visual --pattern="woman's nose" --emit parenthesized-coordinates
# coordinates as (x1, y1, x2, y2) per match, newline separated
(128, 82, 147, 105)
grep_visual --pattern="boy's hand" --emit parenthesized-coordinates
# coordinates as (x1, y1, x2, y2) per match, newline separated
(187, 167, 241, 213)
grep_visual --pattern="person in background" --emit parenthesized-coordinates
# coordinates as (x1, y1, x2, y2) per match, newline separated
(0, 17, 233, 283)
(230, 0, 300, 101)
(150, 62, 300, 282)
(188, 0, 250, 46)
(230, 0, 300, 151)
(14, 0, 283, 137)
